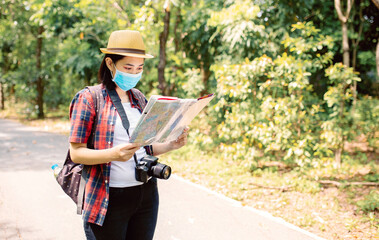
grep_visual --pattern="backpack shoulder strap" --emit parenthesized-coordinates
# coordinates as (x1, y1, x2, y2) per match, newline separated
(76, 84, 103, 214)
(85, 84, 104, 149)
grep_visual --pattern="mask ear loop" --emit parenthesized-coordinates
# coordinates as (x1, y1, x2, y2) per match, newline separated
(112, 63, 117, 79)
(109, 61, 116, 79)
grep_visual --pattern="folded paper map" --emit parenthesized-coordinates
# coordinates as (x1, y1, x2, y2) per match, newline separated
(129, 94, 215, 144)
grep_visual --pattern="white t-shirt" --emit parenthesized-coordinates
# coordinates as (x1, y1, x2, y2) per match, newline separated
(109, 102, 146, 187)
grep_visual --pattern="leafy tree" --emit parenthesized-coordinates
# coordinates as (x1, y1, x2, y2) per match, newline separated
(208, 0, 267, 62)
(0, 0, 30, 109)
(179, 0, 223, 96)
(2, 0, 85, 118)
(209, 17, 370, 168)
(157, 0, 171, 96)
(59, 1, 119, 87)
(323, 63, 360, 165)
(354, 96, 379, 152)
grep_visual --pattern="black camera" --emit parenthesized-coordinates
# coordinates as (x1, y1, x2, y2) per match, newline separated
(135, 155, 171, 183)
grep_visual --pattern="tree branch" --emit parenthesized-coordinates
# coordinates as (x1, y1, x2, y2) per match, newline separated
(372, 0, 379, 10)
(112, 1, 131, 26)
(335, 0, 347, 22)
(249, 182, 294, 192)
(334, 0, 354, 23)
(346, 0, 354, 19)
(318, 180, 379, 187)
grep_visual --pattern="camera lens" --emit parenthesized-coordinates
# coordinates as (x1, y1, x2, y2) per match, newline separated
(161, 166, 171, 179)
(152, 163, 171, 180)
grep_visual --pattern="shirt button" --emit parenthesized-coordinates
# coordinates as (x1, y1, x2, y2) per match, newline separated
(105, 180, 108, 184)
(108, 141, 111, 145)
(105, 198, 108, 202)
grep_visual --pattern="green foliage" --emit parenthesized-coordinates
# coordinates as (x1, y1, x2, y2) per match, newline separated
(177, 1, 222, 97)
(208, 0, 267, 61)
(282, 22, 335, 70)
(209, 22, 350, 168)
(130, 1, 162, 95)
(354, 96, 379, 151)
(320, 64, 361, 160)
(59, 2, 119, 85)
(357, 190, 379, 213)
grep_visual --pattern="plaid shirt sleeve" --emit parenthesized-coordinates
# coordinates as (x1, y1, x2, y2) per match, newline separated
(69, 88, 96, 144)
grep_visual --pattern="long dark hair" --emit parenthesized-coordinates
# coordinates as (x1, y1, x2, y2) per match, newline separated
(98, 54, 125, 90)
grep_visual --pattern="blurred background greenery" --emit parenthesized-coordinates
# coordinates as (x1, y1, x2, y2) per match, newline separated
(0, 1, 378, 238)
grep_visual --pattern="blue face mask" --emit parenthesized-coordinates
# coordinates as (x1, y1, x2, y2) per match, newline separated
(111, 64, 143, 91)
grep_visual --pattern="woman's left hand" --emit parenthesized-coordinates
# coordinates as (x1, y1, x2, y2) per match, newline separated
(169, 127, 189, 150)
(151, 127, 190, 156)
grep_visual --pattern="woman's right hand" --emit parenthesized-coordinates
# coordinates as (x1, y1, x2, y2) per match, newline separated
(111, 143, 142, 162)
(70, 142, 141, 165)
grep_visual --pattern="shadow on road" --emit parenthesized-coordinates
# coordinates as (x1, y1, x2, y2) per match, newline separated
(0, 221, 41, 240)
(0, 119, 69, 172)
(0, 221, 22, 239)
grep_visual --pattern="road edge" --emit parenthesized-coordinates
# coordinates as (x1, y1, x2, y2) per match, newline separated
(171, 174, 326, 240)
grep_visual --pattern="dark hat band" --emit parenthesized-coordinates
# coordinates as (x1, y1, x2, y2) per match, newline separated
(106, 48, 145, 55)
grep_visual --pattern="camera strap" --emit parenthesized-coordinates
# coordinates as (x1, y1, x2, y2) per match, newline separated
(108, 88, 138, 164)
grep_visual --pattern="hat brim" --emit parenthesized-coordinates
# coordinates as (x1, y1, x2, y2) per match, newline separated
(100, 48, 154, 58)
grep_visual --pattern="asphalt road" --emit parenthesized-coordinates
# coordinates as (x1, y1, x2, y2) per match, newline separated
(0, 118, 325, 240)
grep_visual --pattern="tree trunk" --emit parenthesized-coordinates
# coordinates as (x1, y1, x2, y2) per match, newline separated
(10, 84, 15, 103)
(166, 6, 181, 96)
(334, 0, 353, 165)
(351, 2, 363, 113)
(371, 0, 379, 84)
(351, 2, 363, 70)
(334, 135, 344, 167)
(335, 83, 348, 165)
(334, 0, 353, 67)
(200, 63, 211, 96)
(341, 22, 350, 67)
(158, 2, 170, 96)
(1, 43, 11, 110)
(173, 6, 181, 53)
(36, 25, 45, 119)
(0, 83, 4, 110)
(372, 0, 379, 9)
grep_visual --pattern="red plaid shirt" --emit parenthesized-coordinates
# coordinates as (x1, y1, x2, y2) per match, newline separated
(69, 84, 153, 226)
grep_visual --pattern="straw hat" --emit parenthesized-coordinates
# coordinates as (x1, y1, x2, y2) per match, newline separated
(100, 30, 154, 58)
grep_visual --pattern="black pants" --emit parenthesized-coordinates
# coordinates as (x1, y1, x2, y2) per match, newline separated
(88, 178, 159, 240)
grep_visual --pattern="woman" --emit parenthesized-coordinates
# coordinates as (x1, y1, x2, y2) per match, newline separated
(69, 30, 188, 240)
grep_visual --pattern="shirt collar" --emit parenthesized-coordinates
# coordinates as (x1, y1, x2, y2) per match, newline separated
(126, 89, 141, 111)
